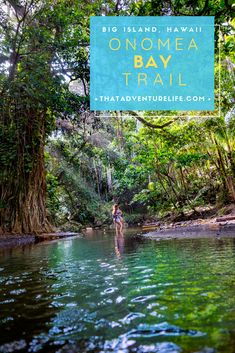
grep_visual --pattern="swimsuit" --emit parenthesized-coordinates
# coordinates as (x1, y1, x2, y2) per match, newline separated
(113, 210, 122, 223)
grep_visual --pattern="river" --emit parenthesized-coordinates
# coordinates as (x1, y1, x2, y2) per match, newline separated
(0, 228, 235, 353)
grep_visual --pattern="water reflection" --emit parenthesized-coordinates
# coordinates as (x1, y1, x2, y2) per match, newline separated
(0, 230, 235, 353)
(115, 234, 125, 258)
(0, 245, 58, 348)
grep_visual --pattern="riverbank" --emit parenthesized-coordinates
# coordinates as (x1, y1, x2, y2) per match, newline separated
(142, 218, 235, 240)
(141, 204, 235, 239)
(0, 232, 81, 249)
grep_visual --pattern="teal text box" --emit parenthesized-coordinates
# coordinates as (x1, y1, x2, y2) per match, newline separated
(90, 16, 214, 111)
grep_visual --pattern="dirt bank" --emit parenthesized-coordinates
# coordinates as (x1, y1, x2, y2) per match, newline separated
(142, 220, 235, 240)
(0, 234, 36, 249)
(0, 232, 81, 249)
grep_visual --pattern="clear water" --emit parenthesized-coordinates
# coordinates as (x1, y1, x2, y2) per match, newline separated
(0, 229, 235, 353)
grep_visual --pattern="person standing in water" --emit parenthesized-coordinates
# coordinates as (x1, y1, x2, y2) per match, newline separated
(112, 203, 124, 236)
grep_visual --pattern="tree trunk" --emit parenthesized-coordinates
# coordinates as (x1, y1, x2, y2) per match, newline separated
(0, 2, 57, 234)
(0, 113, 53, 234)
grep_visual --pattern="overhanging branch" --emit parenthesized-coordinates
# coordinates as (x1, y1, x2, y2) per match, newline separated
(127, 111, 178, 129)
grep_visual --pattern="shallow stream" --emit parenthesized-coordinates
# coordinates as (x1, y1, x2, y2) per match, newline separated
(0, 229, 235, 353)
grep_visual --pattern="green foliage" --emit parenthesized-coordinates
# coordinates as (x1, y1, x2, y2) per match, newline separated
(1, 0, 234, 231)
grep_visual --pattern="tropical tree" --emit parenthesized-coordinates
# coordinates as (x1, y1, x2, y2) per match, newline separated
(0, 0, 94, 233)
